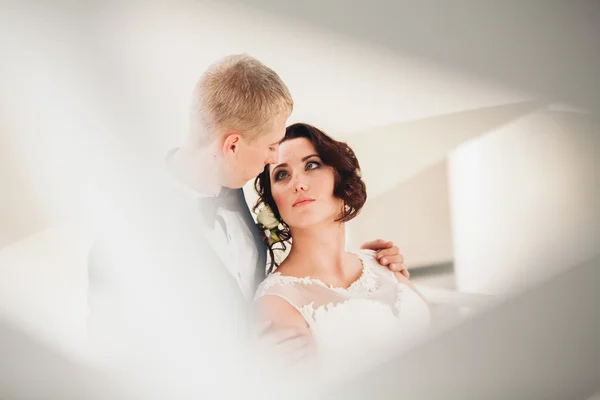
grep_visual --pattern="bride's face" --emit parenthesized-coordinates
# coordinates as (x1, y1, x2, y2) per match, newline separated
(269, 137, 343, 229)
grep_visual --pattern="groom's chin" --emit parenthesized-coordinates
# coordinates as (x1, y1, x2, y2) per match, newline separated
(221, 176, 247, 190)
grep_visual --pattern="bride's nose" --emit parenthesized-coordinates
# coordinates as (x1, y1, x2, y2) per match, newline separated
(292, 173, 308, 193)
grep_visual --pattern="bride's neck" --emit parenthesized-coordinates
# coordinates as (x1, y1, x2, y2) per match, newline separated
(287, 222, 347, 274)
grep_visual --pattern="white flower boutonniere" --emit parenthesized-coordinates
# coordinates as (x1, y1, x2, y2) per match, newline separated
(255, 205, 284, 246)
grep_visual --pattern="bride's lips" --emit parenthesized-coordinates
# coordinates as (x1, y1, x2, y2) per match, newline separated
(292, 197, 315, 207)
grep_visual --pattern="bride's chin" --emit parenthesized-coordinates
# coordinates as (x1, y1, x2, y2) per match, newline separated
(290, 218, 339, 232)
(287, 219, 318, 232)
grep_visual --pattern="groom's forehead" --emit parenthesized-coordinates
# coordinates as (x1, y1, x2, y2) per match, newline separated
(261, 127, 284, 145)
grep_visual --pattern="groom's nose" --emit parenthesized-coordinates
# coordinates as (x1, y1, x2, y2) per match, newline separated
(265, 151, 278, 165)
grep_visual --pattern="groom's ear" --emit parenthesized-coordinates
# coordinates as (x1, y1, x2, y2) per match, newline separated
(222, 132, 241, 155)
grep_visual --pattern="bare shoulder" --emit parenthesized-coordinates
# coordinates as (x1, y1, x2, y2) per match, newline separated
(255, 293, 309, 331)
(271, 259, 295, 277)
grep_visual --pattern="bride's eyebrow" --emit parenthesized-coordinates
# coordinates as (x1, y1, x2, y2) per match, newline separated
(302, 154, 320, 161)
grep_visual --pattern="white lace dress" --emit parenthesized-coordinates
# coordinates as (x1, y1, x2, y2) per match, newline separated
(254, 249, 431, 382)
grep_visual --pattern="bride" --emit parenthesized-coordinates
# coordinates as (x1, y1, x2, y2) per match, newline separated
(253, 122, 431, 382)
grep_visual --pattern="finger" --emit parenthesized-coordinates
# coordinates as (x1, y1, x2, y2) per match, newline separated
(360, 239, 392, 251)
(395, 263, 410, 278)
(263, 331, 304, 347)
(388, 263, 401, 272)
(262, 328, 305, 346)
(377, 255, 404, 267)
(277, 338, 314, 363)
(274, 335, 311, 354)
(375, 246, 402, 259)
(381, 254, 405, 266)
(400, 263, 410, 278)
(282, 346, 312, 365)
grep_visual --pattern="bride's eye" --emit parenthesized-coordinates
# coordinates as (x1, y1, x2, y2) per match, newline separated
(306, 161, 321, 170)
(274, 170, 289, 181)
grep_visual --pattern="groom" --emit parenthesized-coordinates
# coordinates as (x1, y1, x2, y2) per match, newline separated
(87, 54, 407, 378)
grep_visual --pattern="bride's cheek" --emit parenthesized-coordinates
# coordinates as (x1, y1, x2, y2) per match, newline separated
(272, 190, 287, 210)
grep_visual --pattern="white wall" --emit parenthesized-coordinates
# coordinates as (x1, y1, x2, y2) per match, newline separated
(0, 128, 53, 248)
(342, 101, 546, 268)
(348, 160, 453, 267)
(448, 109, 600, 295)
(0, 223, 93, 355)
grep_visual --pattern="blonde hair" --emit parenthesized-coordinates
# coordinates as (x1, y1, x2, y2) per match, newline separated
(191, 54, 293, 144)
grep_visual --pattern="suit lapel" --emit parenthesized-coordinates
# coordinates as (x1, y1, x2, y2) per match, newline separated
(236, 188, 268, 289)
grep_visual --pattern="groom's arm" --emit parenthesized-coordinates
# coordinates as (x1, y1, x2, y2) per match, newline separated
(360, 239, 409, 278)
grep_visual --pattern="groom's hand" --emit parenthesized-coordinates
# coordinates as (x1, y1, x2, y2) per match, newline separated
(361, 239, 409, 278)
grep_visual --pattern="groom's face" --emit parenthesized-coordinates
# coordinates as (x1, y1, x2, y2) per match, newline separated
(223, 112, 288, 188)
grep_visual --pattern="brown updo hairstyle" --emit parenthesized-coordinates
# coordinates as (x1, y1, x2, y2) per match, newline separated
(254, 122, 367, 272)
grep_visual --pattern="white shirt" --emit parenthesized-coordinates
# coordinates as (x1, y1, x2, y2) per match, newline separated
(165, 150, 260, 300)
